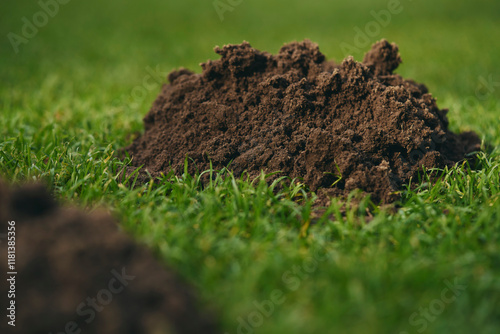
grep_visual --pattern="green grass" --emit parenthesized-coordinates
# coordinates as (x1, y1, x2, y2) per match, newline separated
(1, 0, 500, 333)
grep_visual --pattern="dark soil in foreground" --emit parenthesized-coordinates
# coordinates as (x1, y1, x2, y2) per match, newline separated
(0, 181, 216, 334)
(126, 40, 480, 203)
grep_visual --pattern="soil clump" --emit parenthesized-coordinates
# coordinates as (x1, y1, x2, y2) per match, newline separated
(126, 39, 480, 203)
(0, 181, 217, 334)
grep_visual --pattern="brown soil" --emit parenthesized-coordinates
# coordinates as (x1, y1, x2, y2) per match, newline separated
(0, 181, 217, 334)
(126, 39, 480, 204)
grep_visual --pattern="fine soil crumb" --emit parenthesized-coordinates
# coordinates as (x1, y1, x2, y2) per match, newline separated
(0, 181, 217, 334)
(126, 39, 480, 203)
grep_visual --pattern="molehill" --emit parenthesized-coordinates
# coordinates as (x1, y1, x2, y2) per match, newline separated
(0, 181, 217, 334)
(126, 40, 480, 203)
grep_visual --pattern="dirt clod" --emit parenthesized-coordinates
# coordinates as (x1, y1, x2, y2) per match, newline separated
(126, 39, 480, 203)
(0, 181, 217, 334)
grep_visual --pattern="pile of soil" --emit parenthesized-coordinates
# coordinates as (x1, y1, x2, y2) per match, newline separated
(126, 39, 480, 203)
(0, 181, 216, 334)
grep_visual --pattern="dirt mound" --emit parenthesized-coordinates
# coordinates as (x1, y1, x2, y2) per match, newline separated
(126, 39, 480, 203)
(0, 181, 217, 334)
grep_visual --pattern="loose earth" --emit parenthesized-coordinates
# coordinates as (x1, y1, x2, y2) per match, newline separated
(0, 181, 217, 334)
(126, 40, 480, 203)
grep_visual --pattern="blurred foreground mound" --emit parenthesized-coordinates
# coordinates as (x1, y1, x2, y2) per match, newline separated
(0, 181, 217, 334)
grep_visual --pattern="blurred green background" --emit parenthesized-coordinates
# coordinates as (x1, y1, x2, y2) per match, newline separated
(1, 0, 499, 116)
(1, 1, 500, 333)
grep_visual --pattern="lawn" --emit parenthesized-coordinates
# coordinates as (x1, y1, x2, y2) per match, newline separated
(1, 0, 500, 333)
